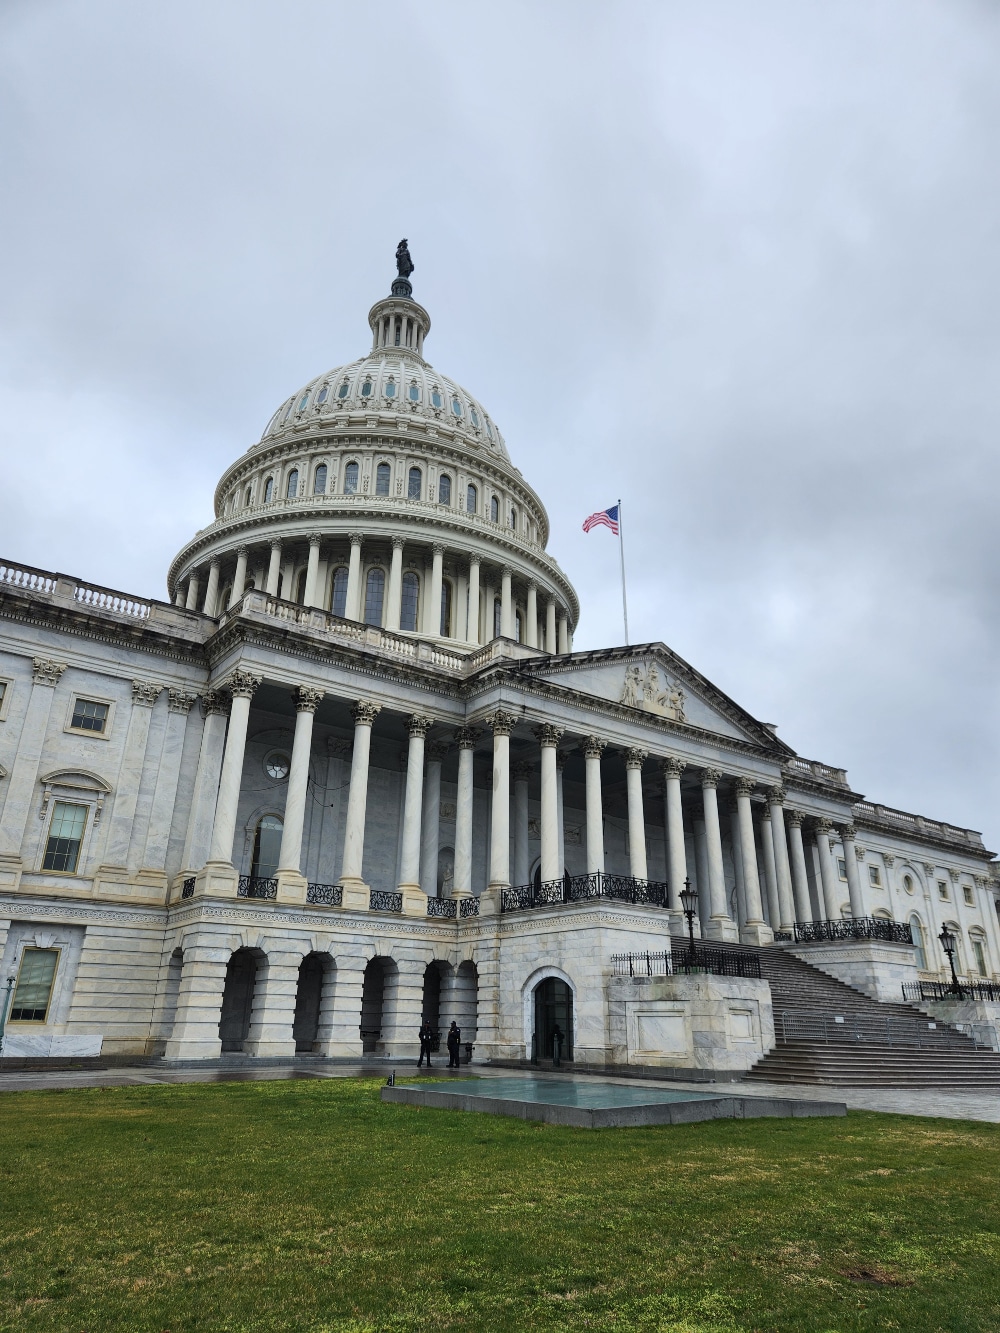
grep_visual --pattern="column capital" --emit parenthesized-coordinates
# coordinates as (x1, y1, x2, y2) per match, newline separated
(501, 564, 513, 578)
(294, 686, 324, 714)
(468, 554, 481, 569)
(269, 537, 282, 551)
(527, 578, 538, 591)
(209, 555, 221, 569)
(815, 817, 834, 836)
(352, 699, 381, 727)
(838, 822, 858, 841)
(488, 710, 517, 737)
(734, 776, 756, 798)
(701, 767, 721, 789)
(922, 860, 936, 874)
(426, 739, 450, 762)
(767, 784, 786, 806)
(407, 713, 433, 738)
(349, 532, 365, 548)
(132, 681, 164, 708)
(226, 670, 262, 700)
(235, 545, 250, 558)
(625, 747, 647, 771)
(512, 760, 534, 782)
(201, 690, 229, 717)
(660, 755, 685, 780)
(32, 657, 67, 687)
(786, 808, 804, 828)
(533, 723, 564, 748)
(167, 689, 198, 714)
(454, 726, 481, 750)
(307, 532, 322, 547)
(391, 535, 405, 550)
(432, 541, 446, 556)
(583, 736, 607, 760)
(758, 803, 773, 821)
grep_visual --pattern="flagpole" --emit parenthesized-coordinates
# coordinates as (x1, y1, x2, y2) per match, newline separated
(617, 497, 629, 644)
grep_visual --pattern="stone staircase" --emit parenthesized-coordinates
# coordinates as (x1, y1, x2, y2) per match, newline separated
(683, 938, 1000, 1088)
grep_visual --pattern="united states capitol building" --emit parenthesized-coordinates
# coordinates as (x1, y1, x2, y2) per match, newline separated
(2, 247, 999, 1075)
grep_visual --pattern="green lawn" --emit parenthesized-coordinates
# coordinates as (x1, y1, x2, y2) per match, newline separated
(0, 1077, 997, 1332)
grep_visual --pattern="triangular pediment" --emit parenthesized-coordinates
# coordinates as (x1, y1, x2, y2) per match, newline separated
(519, 645, 787, 750)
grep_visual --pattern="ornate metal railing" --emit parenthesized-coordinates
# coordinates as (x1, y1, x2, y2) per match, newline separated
(460, 897, 480, 918)
(502, 871, 670, 914)
(903, 979, 1000, 1003)
(793, 917, 912, 945)
(237, 875, 278, 900)
(181, 877, 195, 900)
(427, 897, 458, 918)
(307, 882, 343, 906)
(369, 890, 403, 913)
(612, 949, 761, 980)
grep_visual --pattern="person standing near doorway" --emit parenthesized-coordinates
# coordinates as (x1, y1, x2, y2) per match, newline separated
(446, 1021, 461, 1068)
(417, 1018, 434, 1067)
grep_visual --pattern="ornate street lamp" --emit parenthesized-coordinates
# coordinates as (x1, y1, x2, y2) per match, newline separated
(938, 925, 964, 998)
(0, 974, 16, 1057)
(679, 878, 698, 966)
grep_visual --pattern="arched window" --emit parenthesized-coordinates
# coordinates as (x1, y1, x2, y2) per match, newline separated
(337, 380, 350, 399)
(510, 505, 518, 530)
(376, 463, 391, 496)
(344, 461, 359, 494)
(245, 487, 252, 508)
(493, 598, 502, 639)
(408, 467, 422, 499)
(251, 815, 283, 879)
(470, 407, 480, 428)
(438, 473, 452, 506)
(361, 379, 372, 399)
(263, 477, 274, 503)
(317, 384, 329, 404)
(330, 566, 349, 618)
(364, 568, 385, 626)
(440, 581, 453, 638)
(466, 484, 478, 513)
(431, 387, 443, 409)
(295, 568, 307, 604)
(313, 464, 327, 494)
(490, 496, 500, 523)
(944, 923, 964, 974)
(515, 610, 523, 643)
(400, 572, 419, 632)
(408, 382, 420, 402)
(282, 401, 293, 422)
(298, 392, 310, 412)
(385, 379, 396, 399)
(972, 934, 989, 978)
(286, 469, 299, 499)
(451, 396, 462, 418)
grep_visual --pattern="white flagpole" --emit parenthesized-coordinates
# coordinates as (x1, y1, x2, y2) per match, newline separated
(617, 497, 629, 644)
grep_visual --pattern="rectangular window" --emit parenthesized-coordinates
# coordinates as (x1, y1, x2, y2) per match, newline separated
(10, 948, 59, 1022)
(0, 681, 6, 710)
(838, 858, 847, 880)
(868, 865, 881, 887)
(42, 801, 87, 874)
(938, 880, 949, 901)
(974, 940, 988, 978)
(70, 698, 109, 733)
(963, 885, 974, 906)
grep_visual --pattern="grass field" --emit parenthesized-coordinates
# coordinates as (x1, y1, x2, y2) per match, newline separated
(0, 1076, 997, 1332)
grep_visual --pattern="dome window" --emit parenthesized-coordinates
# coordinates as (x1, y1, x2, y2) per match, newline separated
(330, 566, 349, 618)
(408, 382, 420, 402)
(451, 396, 463, 417)
(510, 506, 518, 530)
(317, 384, 329, 405)
(375, 463, 391, 496)
(440, 581, 453, 638)
(385, 380, 396, 399)
(431, 388, 443, 409)
(263, 477, 274, 503)
(438, 474, 452, 506)
(364, 568, 385, 626)
(485, 418, 494, 440)
(466, 483, 478, 513)
(245, 487, 253, 508)
(286, 470, 299, 499)
(298, 392, 310, 412)
(361, 380, 373, 398)
(408, 467, 422, 500)
(470, 407, 480, 428)
(490, 496, 500, 523)
(314, 464, 328, 494)
(337, 380, 350, 399)
(282, 401, 293, 422)
(344, 461, 359, 494)
(400, 572, 420, 632)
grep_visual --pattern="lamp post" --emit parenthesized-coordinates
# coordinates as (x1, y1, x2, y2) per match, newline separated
(679, 878, 698, 967)
(938, 926, 964, 998)
(0, 974, 15, 1057)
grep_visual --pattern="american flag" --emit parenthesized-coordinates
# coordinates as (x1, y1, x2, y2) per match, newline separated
(582, 504, 620, 535)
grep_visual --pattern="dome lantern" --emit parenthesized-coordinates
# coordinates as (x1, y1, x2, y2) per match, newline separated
(367, 238, 430, 358)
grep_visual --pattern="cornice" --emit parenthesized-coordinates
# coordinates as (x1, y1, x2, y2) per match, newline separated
(0, 595, 210, 670)
(851, 809, 995, 863)
(0, 894, 167, 925)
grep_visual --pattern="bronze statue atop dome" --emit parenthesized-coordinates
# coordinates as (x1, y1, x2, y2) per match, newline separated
(395, 239, 414, 280)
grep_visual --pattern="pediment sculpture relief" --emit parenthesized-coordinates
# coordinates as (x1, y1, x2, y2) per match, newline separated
(621, 663, 686, 721)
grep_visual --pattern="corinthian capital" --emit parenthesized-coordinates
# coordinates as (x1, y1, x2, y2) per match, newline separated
(167, 689, 198, 714)
(786, 808, 804, 828)
(131, 681, 163, 709)
(625, 748, 647, 771)
(227, 670, 262, 700)
(454, 726, 481, 750)
(734, 776, 756, 798)
(701, 768, 721, 790)
(201, 691, 229, 717)
(660, 756, 685, 780)
(533, 723, 564, 748)
(838, 823, 858, 842)
(488, 710, 517, 738)
(583, 736, 607, 760)
(766, 785, 786, 806)
(32, 658, 67, 687)
(294, 686, 324, 713)
(408, 713, 433, 738)
(352, 699, 381, 727)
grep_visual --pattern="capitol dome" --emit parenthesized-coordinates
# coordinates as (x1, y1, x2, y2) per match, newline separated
(168, 250, 579, 652)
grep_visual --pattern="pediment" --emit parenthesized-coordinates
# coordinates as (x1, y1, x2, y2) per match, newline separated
(39, 768, 112, 793)
(522, 646, 782, 749)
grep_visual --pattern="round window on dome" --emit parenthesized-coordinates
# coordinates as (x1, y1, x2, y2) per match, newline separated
(317, 385, 329, 404)
(385, 381, 396, 399)
(451, 397, 462, 417)
(361, 380, 372, 398)
(431, 388, 443, 409)
(338, 381, 350, 399)
(408, 382, 420, 402)
(470, 407, 480, 428)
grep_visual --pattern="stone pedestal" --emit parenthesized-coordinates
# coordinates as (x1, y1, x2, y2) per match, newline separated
(740, 921, 775, 947)
(338, 878, 370, 911)
(0, 855, 23, 892)
(193, 862, 239, 899)
(276, 871, 308, 905)
(702, 916, 740, 944)
(788, 939, 919, 1003)
(400, 884, 428, 918)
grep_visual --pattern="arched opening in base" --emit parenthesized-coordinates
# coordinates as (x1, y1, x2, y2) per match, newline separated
(293, 953, 335, 1053)
(360, 956, 394, 1053)
(219, 949, 262, 1052)
(533, 976, 573, 1062)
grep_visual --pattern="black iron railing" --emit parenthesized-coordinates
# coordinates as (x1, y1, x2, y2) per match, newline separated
(427, 897, 458, 918)
(903, 979, 1000, 1003)
(459, 897, 480, 918)
(238, 875, 278, 900)
(502, 871, 670, 914)
(369, 890, 403, 913)
(779, 1009, 939, 1047)
(181, 877, 195, 899)
(307, 882, 343, 907)
(612, 949, 761, 980)
(793, 917, 912, 945)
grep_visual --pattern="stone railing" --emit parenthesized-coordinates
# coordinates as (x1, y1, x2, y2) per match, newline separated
(852, 800, 985, 850)
(784, 756, 849, 787)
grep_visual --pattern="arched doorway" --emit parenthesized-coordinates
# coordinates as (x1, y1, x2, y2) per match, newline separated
(360, 957, 392, 1053)
(534, 976, 573, 1062)
(293, 953, 333, 1053)
(422, 961, 445, 1037)
(219, 949, 261, 1052)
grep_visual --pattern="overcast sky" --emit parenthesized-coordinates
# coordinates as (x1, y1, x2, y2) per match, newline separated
(2, 1, 999, 839)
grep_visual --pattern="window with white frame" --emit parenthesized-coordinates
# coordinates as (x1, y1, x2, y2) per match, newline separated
(10, 948, 60, 1022)
(963, 884, 974, 906)
(400, 572, 419, 632)
(868, 865, 881, 887)
(938, 880, 949, 901)
(838, 858, 847, 880)
(330, 566, 349, 618)
(0, 678, 10, 721)
(42, 801, 88, 874)
(69, 698, 110, 735)
(972, 936, 988, 977)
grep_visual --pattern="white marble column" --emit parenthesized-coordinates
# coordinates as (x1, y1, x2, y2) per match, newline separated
(453, 727, 479, 897)
(180, 693, 229, 874)
(735, 778, 772, 944)
(500, 566, 513, 639)
(768, 787, 796, 932)
(758, 805, 781, 930)
(426, 543, 445, 636)
(277, 686, 323, 881)
(786, 809, 813, 923)
(488, 711, 516, 891)
(185, 572, 200, 611)
(0, 658, 67, 884)
(556, 750, 566, 878)
(100, 681, 164, 871)
(228, 547, 249, 609)
(661, 757, 687, 910)
(546, 599, 557, 653)
(701, 769, 739, 941)
(727, 799, 747, 927)
(174, 587, 185, 607)
(140, 689, 198, 879)
(536, 724, 563, 883)
(207, 670, 261, 868)
(303, 534, 322, 608)
(345, 533, 364, 621)
(265, 540, 282, 597)
(339, 700, 380, 897)
(693, 814, 711, 930)
(398, 715, 431, 900)
(386, 536, 404, 631)
(525, 582, 538, 648)
(625, 748, 648, 880)
(584, 737, 606, 875)
(839, 823, 866, 918)
(815, 819, 842, 920)
(467, 559, 481, 645)
(512, 760, 532, 888)
(558, 614, 570, 654)
(420, 740, 445, 895)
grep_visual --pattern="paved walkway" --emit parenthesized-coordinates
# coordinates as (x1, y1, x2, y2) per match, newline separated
(0, 1061, 998, 1122)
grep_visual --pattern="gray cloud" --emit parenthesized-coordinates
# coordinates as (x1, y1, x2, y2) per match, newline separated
(2, 0, 999, 836)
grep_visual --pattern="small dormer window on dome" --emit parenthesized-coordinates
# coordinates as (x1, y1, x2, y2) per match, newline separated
(282, 401, 293, 423)
(470, 407, 480, 428)
(376, 462, 391, 496)
(451, 396, 462, 418)
(317, 384, 329, 404)
(361, 379, 372, 398)
(263, 477, 274, 503)
(408, 382, 420, 402)
(485, 418, 494, 440)
(431, 388, 443, 410)
(298, 392, 310, 412)
(338, 380, 350, 399)
(385, 380, 396, 399)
